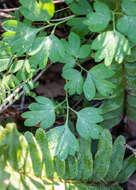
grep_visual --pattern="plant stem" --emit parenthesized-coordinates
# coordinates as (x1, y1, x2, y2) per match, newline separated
(39, 15, 75, 31)
(76, 62, 88, 73)
(65, 87, 69, 124)
(112, 12, 116, 31)
(70, 107, 77, 114)
(55, 99, 66, 109)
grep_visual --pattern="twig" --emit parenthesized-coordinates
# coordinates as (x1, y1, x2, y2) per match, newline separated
(0, 8, 19, 12)
(0, 12, 14, 18)
(122, 143, 136, 156)
(55, 6, 69, 13)
(51, 15, 75, 22)
(53, 0, 65, 3)
(0, 63, 53, 113)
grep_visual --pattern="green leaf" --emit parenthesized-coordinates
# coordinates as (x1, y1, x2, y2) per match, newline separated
(0, 42, 11, 72)
(65, 156, 78, 179)
(54, 157, 65, 179)
(65, 0, 73, 3)
(4, 124, 22, 170)
(91, 31, 131, 66)
(68, 32, 80, 57)
(90, 63, 115, 96)
(83, 63, 115, 100)
(97, 0, 117, 8)
(77, 138, 93, 181)
(69, 0, 92, 15)
(2, 20, 40, 56)
(22, 96, 55, 129)
(110, 185, 123, 190)
(83, 73, 96, 101)
(62, 68, 83, 95)
(84, 2, 111, 32)
(122, 0, 136, 16)
(35, 129, 54, 178)
(19, 0, 55, 21)
(47, 123, 79, 160)
(93, 129, 112, 181)
(76, 107, 103, 139)
(117, 15, 136, 45)
(29, 35, 65, 66)
(9, 60, 24, 73)
(126, 46, 136, 62)
(60, 33, 91, 68)
(116, 155, 136, 183)
(78, 45, 90, 59)
(22, 175, 45, 190)
(0, 168, 10, 190)
(105, 136, 126, 181)
(24, 132, 42, 177)
(67, 18, 89, 36)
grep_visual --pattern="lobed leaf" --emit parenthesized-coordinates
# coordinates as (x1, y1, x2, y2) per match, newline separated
(46, 123, 79, 160)
(22, 96, 55, 129)
(83, 63, 115, 101)
(62, 68, 84, 95)
(2, 20, 40, 56)
(91, 31, 131, 66)
(19, 0, 55, 21)
(76, 107, 103, 139)
(84, 2, 111, 32)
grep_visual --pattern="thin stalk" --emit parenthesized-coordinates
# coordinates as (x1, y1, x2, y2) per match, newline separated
(65, 88, 69, 124)
(112, 12, 116, 31)
(39, 15, 75, 31)
(55, 100, 66, 109)
(76, 62, 88, 73)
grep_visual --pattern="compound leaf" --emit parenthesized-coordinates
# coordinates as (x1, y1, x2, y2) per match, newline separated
(91, 31, 131, 66)
(22, 96, 55, 129)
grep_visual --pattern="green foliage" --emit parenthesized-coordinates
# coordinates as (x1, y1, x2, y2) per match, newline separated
(0, 124, 135, 190)
(0, 0, 136, 188)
